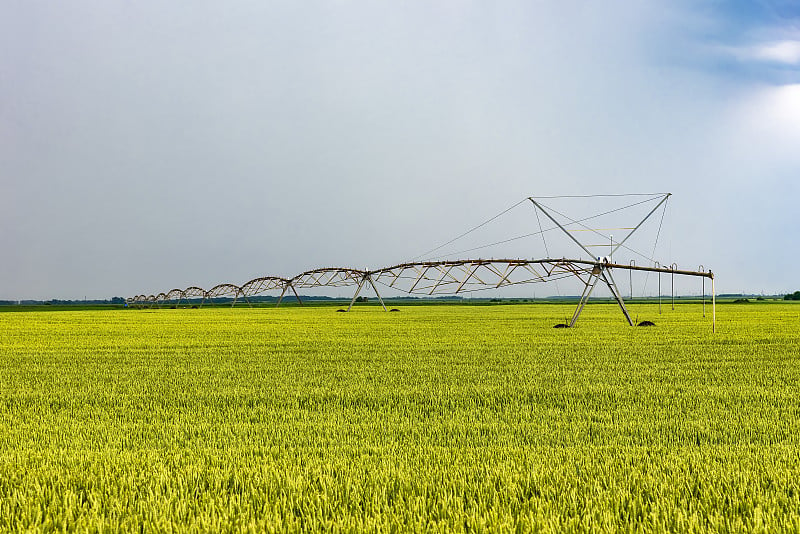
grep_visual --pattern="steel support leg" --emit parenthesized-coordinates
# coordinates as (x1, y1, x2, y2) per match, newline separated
(570, 270, 602, 327)
(367, 276, 388, 311)
(276, 285, 288, 307)
(347, 278, 367, 312)
(712, 274, 716, 334)
(601, 268, 634, 326)
(290, 284, 303, 306)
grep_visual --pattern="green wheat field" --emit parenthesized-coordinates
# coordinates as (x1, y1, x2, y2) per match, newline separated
(1, 302, 798, 532)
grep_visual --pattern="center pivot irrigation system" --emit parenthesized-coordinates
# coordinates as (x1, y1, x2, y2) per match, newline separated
(128, 193, 716, 331)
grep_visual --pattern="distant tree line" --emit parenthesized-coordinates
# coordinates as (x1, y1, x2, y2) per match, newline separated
(785, 291, 800, 301)
(0, 297, 127, 306)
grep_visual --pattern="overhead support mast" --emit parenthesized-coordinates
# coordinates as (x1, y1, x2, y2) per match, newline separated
(608, 194, 671, 258)
(528, 193, 713, 329)
(528, 197, 596, 258)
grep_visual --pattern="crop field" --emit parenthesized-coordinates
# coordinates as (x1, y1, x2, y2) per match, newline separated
(1, 302, 799, 532)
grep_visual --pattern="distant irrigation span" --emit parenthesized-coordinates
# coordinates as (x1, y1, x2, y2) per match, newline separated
(127, 194, 716, 330)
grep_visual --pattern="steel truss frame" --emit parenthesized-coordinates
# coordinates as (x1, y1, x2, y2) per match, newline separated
(126, 194, 715, 330)
(127, 259, 714, 330)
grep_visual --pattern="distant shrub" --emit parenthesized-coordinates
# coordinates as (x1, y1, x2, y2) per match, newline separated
(784, 291, 800, 301)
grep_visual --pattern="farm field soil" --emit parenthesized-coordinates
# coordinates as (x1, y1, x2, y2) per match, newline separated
(1, 303, 799, 532)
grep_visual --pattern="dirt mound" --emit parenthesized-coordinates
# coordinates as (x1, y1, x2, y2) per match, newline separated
(389, 308, 400, 312)
(637, 320, 656, 327)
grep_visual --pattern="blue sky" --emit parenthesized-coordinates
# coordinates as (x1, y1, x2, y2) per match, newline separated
(2, 1, 799, 299)
(693, 0, 800, 84)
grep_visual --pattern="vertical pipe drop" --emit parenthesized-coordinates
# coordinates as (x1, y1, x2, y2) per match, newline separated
(712, 273, 716, 333)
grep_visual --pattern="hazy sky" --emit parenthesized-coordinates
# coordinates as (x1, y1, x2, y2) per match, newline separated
(2, 1, 799, 300)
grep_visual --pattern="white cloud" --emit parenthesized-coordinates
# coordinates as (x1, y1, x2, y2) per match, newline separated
(742, 40, 800, 64)
(757, 83, 800, 123)
(732, 83, 800, 153)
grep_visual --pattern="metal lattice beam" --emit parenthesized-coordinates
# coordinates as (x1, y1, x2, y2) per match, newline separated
(128, 259, 714, 328)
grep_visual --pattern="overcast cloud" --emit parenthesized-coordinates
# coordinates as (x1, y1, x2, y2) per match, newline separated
(2, 1, 799, 300)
